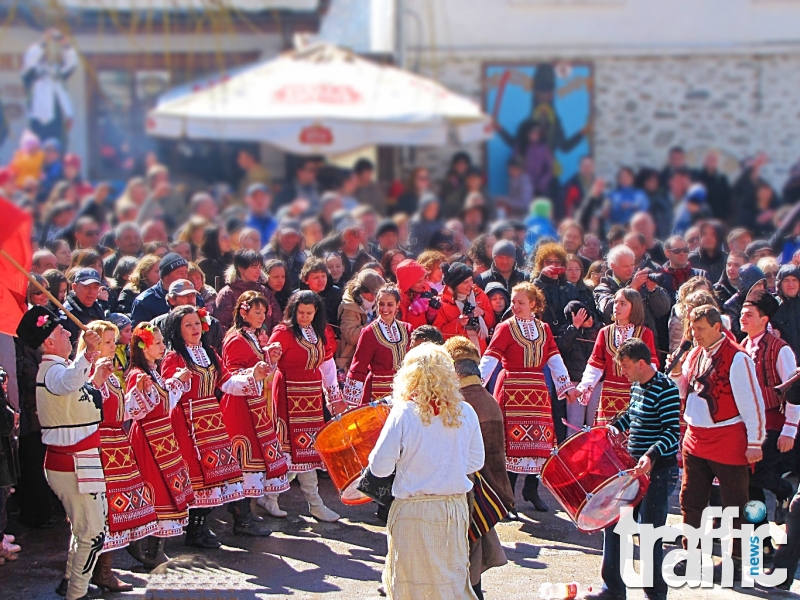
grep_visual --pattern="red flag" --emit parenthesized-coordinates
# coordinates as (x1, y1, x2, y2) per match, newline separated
(0, 196, 33, 336)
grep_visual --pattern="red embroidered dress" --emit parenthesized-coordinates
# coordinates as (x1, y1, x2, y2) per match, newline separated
(162, 347, 245, 507)
(267, 324, 341, 473)
(220, 329, 290, 497)
(479, 317, 575, 474)
(96, 373, 158, 551)
(125, 367, 193, 537)
(342, 319, 412, 407)
(577, 324, 659, 425)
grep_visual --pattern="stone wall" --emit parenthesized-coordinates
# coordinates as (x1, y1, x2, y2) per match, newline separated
(410, 52, 800, 190)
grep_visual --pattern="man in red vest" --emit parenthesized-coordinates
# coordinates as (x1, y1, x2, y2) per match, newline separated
(740, 288, 799, 532)
(672, 304, 766, 566)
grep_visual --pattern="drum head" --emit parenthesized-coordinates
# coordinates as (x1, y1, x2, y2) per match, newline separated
(340, 479, 372, 506)
(575, 473, 649, 533)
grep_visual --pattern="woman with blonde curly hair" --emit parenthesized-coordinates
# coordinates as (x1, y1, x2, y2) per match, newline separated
(369, 343, 484, 600)
(479, 282, 578, 514)
(531, 242, 580, 340)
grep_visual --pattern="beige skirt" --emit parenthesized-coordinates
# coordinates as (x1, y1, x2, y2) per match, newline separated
(383, 494, 479, 600)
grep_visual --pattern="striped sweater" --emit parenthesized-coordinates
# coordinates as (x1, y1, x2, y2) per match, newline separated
(613, 371, 681, 470)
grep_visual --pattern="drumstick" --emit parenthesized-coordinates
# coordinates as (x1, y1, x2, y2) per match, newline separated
(561, 418, 582, 433)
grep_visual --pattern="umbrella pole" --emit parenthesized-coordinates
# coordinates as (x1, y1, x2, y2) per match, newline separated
(0, 249, 88, 332)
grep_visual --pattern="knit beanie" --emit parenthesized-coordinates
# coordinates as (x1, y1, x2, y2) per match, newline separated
(358, 269, 386, 295)
(395, 259, 427, 293)
(530, 198, 553, 219)
(159, 252, 189, 279)
(375, 219, 399, 238)
(442, 262, 473, 290)
(492, 239, 517, 259)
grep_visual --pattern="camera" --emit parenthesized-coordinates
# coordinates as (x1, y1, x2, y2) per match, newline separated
(420, 290, 441, 310)
(647, 272, 662, 283)
(461, 300, 481, 331)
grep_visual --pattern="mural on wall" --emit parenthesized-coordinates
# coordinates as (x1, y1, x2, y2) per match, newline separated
(484, 62, 593, 212)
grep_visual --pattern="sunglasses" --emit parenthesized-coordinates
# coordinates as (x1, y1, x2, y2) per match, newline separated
(544, 258, 563, 266)
(668, 247, 689, 254)
(33, 290, 47, 296)
(84, 230, 100, 237)
(687, 237, 700, 244)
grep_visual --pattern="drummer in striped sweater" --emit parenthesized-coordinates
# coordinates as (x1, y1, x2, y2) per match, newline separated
(585, 338, 680, 600)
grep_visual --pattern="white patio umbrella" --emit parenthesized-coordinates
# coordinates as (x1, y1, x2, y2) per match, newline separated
(146, 43, 492, 155)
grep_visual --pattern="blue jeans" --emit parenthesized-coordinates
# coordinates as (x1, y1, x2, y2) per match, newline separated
(601, 466, 679, 600)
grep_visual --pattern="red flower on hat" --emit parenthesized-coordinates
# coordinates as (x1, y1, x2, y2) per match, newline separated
(36, 315, 50, 328)
(197, 308, 211, 333)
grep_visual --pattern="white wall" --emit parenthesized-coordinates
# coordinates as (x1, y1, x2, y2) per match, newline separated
(403, 0, 800, 57)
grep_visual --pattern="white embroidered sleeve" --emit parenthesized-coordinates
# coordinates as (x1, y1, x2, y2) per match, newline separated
(576, 364, 604, 403)
(320, 358, 343, 406)
(220, 368, 261, 397)
(164, 378, 191, 410)
(125, 387, 158, 421)
(547, 354, 576, 398)
(342, 377, 365, 407)
(731, 353, 766, 449)
(478, 355, 500, 383)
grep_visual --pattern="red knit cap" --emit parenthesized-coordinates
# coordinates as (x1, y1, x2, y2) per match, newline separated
(396, 259, 427, 293)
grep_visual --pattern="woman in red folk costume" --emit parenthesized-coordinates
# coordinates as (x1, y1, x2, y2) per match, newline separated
(343, 284, 412, 407)
(266, 290, 345, 522)
(75, 321, 157, 591)
(577, 288, 659, 425)
(162, 305, 272, 547)
(479, 282, 579, 515)
(220, 290, 291, 519)
(125, 323, 194, 568)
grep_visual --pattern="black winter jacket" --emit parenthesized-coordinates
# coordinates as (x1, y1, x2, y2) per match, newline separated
(532, 273, 579, 337)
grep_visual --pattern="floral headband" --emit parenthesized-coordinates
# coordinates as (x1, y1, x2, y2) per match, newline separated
(240, 300, 251, 312)
(136, 324, 157, 350)
(197, 308, 211, 333)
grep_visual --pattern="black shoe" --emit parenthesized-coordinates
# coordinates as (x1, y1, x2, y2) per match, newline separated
(377, 585, 386, 597)
(233, 516, 273, 537)
(775, 499, 790, 526)
(584, 590, 625, 600)
(672, 560, 686, 576)
(376, 503, 390, 524)
(522, 477, 549, 512)
(504, 508, 520, 521)
(185, 515, 222, 549)
(55, 578, 68, 597)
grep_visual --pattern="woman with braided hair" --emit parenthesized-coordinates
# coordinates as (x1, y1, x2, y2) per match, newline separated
(220, 290, 290, 519)
(125, 323, 193, 568)
(162, 305, 273, 546)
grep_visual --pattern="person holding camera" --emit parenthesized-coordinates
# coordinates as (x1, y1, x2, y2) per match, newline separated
(594, 245, 671, 352)
(434, 262, 495, 354)
(396, 258, 441, 331)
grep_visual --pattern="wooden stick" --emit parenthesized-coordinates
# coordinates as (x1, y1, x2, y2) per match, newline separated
(0, 249, 88, 332)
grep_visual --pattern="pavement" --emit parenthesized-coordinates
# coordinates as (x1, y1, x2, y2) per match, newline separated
(3, 477, 799, 599)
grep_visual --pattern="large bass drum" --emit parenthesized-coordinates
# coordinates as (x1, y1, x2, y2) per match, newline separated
(314, 402, 391, 505)
(540, 426, 649, 533)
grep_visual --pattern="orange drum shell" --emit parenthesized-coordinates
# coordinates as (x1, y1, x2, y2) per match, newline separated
(540, 426, 649, 533)
(314, 403, 391, 505)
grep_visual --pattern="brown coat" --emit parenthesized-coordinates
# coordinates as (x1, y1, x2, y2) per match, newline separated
(459, 376, 515, 510)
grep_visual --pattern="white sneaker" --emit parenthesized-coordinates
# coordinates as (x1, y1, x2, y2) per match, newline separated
(309, 503, 340, 522)
(256, 496, 288, 518)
